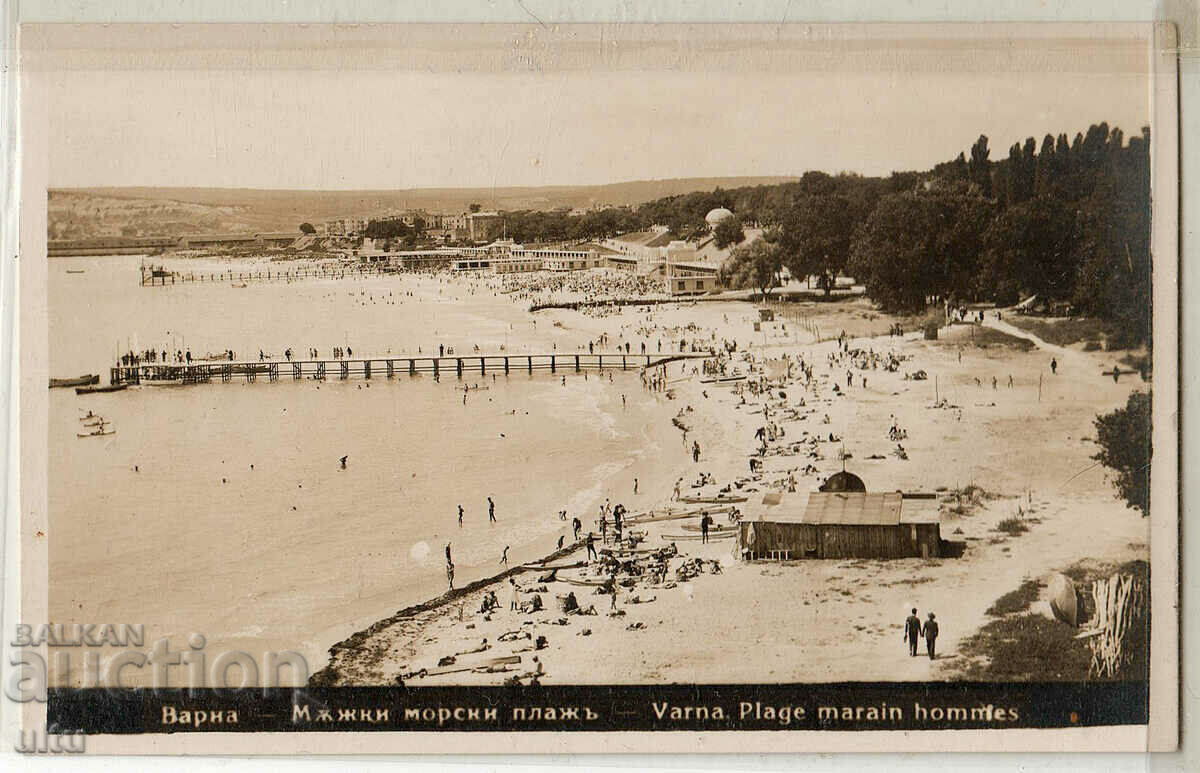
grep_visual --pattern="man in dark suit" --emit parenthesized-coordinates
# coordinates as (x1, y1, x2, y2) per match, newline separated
(904, 608, 922, 657)
(922, 613, 939, 659)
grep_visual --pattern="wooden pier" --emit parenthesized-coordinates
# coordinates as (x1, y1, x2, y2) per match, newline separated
(139, 264, 391, 286)
(111, 352, 709, 386)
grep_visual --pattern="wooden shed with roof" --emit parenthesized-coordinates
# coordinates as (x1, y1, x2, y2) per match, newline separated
(737, 489, 942, 561)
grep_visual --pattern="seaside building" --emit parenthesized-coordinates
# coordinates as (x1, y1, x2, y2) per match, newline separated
(323, 218, 368, 237)
(467, 211, 505, 243)
(737, 488, 943, 560)
(178, 232, 299, 249)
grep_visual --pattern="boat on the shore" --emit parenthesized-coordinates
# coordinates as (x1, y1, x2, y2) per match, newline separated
(141, 378, 185, 387)
(678, 495, 747, 504)
(700, 374, 747, 384)
(661, 531, 735, 541)
(76, 383, 128, 395)
(50, 374, 99, 388)
(77, 429, 115, 438)
(65, 269, 86, 274)
(679, 523, 737, 534)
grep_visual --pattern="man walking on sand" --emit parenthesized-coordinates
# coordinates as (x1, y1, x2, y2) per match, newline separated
(500, 545, 509, 566)
(572, 516, 582, 541)
(904, 608, 922, 657)
(922, 612, 939, 659)
(488, 496, 497, 523)
(585, 532, 598, 561)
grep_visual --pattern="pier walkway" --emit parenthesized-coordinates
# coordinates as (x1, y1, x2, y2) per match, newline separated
(111, 352, 710, 386)
(140, 264, 392, 286)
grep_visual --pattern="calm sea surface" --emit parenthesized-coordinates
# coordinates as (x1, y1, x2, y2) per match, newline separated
(48, 255, 681, 682)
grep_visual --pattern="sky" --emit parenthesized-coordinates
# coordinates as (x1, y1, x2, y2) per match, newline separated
(31, 24, 1155, 190)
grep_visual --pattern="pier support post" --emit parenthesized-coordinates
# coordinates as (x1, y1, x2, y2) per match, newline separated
(480, 357, 485, 375)
(622, 355, 627, 370)
(340, 361, 349, 380)
(456, 358, 463, 379)
(386, 360, 394, 378)
(504, 357, 510, 375)
(433, 359, 439, 379)
(409, 359, 415, 376)
(527, 356, 532, 374)
(551, 355, 556, 373)
(363, 361, 371, 379)
(575, 355, 580, 372)
(293, 363, 301, 380)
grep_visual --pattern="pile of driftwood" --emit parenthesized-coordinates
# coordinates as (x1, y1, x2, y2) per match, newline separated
(1077, 572, 1147, 679)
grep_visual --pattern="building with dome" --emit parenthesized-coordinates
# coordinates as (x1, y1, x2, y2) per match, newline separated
(705, 207, 734, 228)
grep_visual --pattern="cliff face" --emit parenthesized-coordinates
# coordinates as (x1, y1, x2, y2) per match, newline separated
(48, 191, 279, 240)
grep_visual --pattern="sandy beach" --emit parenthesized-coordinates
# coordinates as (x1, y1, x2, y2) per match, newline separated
(312, 293, 1150, 686)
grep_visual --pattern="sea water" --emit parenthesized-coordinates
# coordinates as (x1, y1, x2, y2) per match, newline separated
(48, 255, 683, 683)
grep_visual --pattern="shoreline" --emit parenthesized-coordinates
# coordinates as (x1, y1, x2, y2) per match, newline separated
(309, 300, 1150, 686)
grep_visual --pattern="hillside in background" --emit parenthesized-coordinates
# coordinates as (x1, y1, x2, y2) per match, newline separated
(48, 176, 800, 239)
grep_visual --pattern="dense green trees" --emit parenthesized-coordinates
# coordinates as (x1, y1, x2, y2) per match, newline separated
(712, 216, 746, 249)
(844, 122, 1151, 346)
(1093, 392, 1152, 515)
(719, 238, 782, 300)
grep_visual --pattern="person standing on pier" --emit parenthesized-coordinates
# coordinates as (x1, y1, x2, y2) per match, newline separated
(488, 497, 497, 523)
(458, 505, 464, 527)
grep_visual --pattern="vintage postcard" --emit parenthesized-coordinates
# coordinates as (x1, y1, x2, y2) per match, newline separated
(7, 21, 1178, 755)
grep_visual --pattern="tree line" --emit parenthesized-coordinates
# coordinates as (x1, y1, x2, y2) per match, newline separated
(718, 123, 1151, 347)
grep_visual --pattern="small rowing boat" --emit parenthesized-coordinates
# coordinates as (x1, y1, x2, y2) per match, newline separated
(142, 378, 185, 387)
(76, 383, 128, 395)
(678, 495, 747, 505)
(699, 374, 747, 384)
(50, 374, 99, 388)
(661, 531, 735, 541)
(65, 269, 86, 274)
(77, 429, 115, 438)
(679, 523, 737, 534)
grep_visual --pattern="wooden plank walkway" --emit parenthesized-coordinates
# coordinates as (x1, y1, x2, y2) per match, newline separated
(112, 352, 709, 386)
(139, 264, 394, 286)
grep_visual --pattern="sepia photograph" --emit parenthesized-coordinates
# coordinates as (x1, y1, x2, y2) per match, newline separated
(11, 19, 1179, 754)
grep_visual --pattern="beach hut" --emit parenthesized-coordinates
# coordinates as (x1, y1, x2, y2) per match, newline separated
(738, 490, 942, 561)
